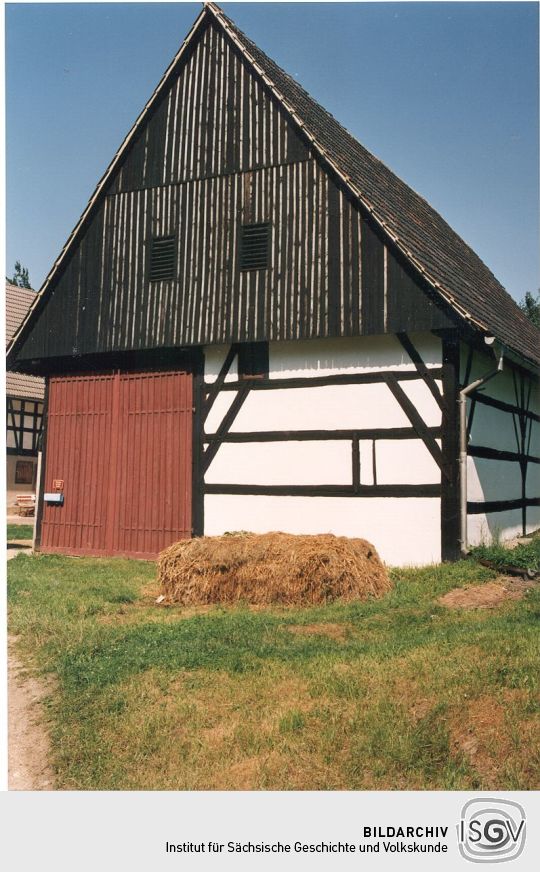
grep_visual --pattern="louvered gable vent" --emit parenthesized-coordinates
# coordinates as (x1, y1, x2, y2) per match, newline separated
(149, 236, 176, 282)
(240, 223, 270, 271)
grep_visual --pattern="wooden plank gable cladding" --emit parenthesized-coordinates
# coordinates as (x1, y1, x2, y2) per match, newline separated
(105, 20, 309, 193)
(12, 14, 454, 368)
(39, 370, 193, 558)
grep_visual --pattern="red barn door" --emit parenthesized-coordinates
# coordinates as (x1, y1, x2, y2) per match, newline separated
(40, 370, 192, 558)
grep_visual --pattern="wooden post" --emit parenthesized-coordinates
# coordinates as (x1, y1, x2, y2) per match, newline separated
(191, 348, 205, 537)
(441, 335, 461, 561)
(32, 379, 49, 552)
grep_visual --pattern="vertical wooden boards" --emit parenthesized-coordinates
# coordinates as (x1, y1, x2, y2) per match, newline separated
(40, 374, 115, 554)
(386, 249, 454, 333)
(441, 336, 461, 560)
(33, 379, 49, 551)
(39, 369, 193, 558)
(361, 215, 385, 335)
(107, 21, 309, 194)
(327, 182, 341, 335)
(112, 370, 192, 555)
(191, 350, 205, 537)
(15, 150, 456, 364)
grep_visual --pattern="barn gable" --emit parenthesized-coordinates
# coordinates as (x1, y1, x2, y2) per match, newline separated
(9, 4, 538, 565)
(9, 3, 455, 371)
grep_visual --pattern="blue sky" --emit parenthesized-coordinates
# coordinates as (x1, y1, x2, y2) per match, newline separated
(6, 2, 539, 302)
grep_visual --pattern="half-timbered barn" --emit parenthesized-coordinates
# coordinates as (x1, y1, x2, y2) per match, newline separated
(6, 281, 45, 510)
(7, 3, 539, 564)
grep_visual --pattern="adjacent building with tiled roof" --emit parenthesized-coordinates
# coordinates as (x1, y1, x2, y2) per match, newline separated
(6, 281, 44, 509)
(6, 3, 539, 562)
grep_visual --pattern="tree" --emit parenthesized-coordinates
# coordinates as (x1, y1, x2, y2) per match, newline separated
(9, 261, 32, 289)
(519, 290, 540, 329)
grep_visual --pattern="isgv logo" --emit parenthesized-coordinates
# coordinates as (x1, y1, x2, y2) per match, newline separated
(458, 798, 526, 863)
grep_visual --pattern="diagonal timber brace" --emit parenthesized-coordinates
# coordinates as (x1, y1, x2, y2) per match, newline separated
(383, 372, 446, 477)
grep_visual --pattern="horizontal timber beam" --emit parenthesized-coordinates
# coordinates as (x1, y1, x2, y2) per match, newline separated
(210, 368, 444, 393)
(471, 391, 540, 423)
(467, 497, 540, 515)
(205, 483, 441, 498)
(468, 445, 540, 465)
(204, 426, 442, 443)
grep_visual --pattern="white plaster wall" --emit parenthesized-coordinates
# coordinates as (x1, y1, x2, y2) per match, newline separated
(468, 510, 525, 547)
(204, 345, 239, 382)
(467, 457, 522, 503)
(205, 440, 352, 485)
(202, 333, 444, 565)
(463, 344, 540, 543)
(376, 439, 441, 485)
(469, 403, 521, 453)
(204, 335, 443, 435)
(204, 494, 441, 566)
(528, 462, 540, 501)
(359, 441, 374, 485)
(205, 391, 238, 434)
(205, 378, 442, 435)
(227, 383, 423, 432)
(526, 503, 540, 532)
(269, 334, 441, 378)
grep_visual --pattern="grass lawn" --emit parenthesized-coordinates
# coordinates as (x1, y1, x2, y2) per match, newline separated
(7, 523, 34, 541)
(7, 551, 540, 790)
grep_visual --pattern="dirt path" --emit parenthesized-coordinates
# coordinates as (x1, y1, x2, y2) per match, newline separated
(8, 637, 55, 790)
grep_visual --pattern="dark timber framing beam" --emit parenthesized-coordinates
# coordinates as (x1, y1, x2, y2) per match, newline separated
(440, 336, 461, 560)
(33, 380, 49, 552)
(204, 426, 442, 443)
(203, 343, 238, 421)
(396, 332, 446, 412)
(512, 369, 534, 535)
(202, 382, 251, 473)
(468, 445, 540, 465)
(216, 368, 444, 392)
(470, 390, 540, 423)
(352, 434, 360, 493)
(191, 349, 205, 537)
(467, 497, 540, 515)
(205, 483, 441, 498)
(382, 372, 445, 473)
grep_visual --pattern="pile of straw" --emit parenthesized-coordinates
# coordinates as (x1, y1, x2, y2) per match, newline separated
(158, 532, 391, 606)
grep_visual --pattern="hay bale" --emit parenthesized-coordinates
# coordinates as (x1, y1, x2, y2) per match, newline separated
(158, 532, 391, 606)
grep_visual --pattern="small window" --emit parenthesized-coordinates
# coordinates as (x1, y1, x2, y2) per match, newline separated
(15, 460, 35, 485)
(239, 223, 270, 271)
(149, 235, 176, 282)
(238, 342, 269, 379)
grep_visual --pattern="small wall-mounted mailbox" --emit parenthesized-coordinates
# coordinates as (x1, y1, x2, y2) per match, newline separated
(44, 492, 64, 505)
